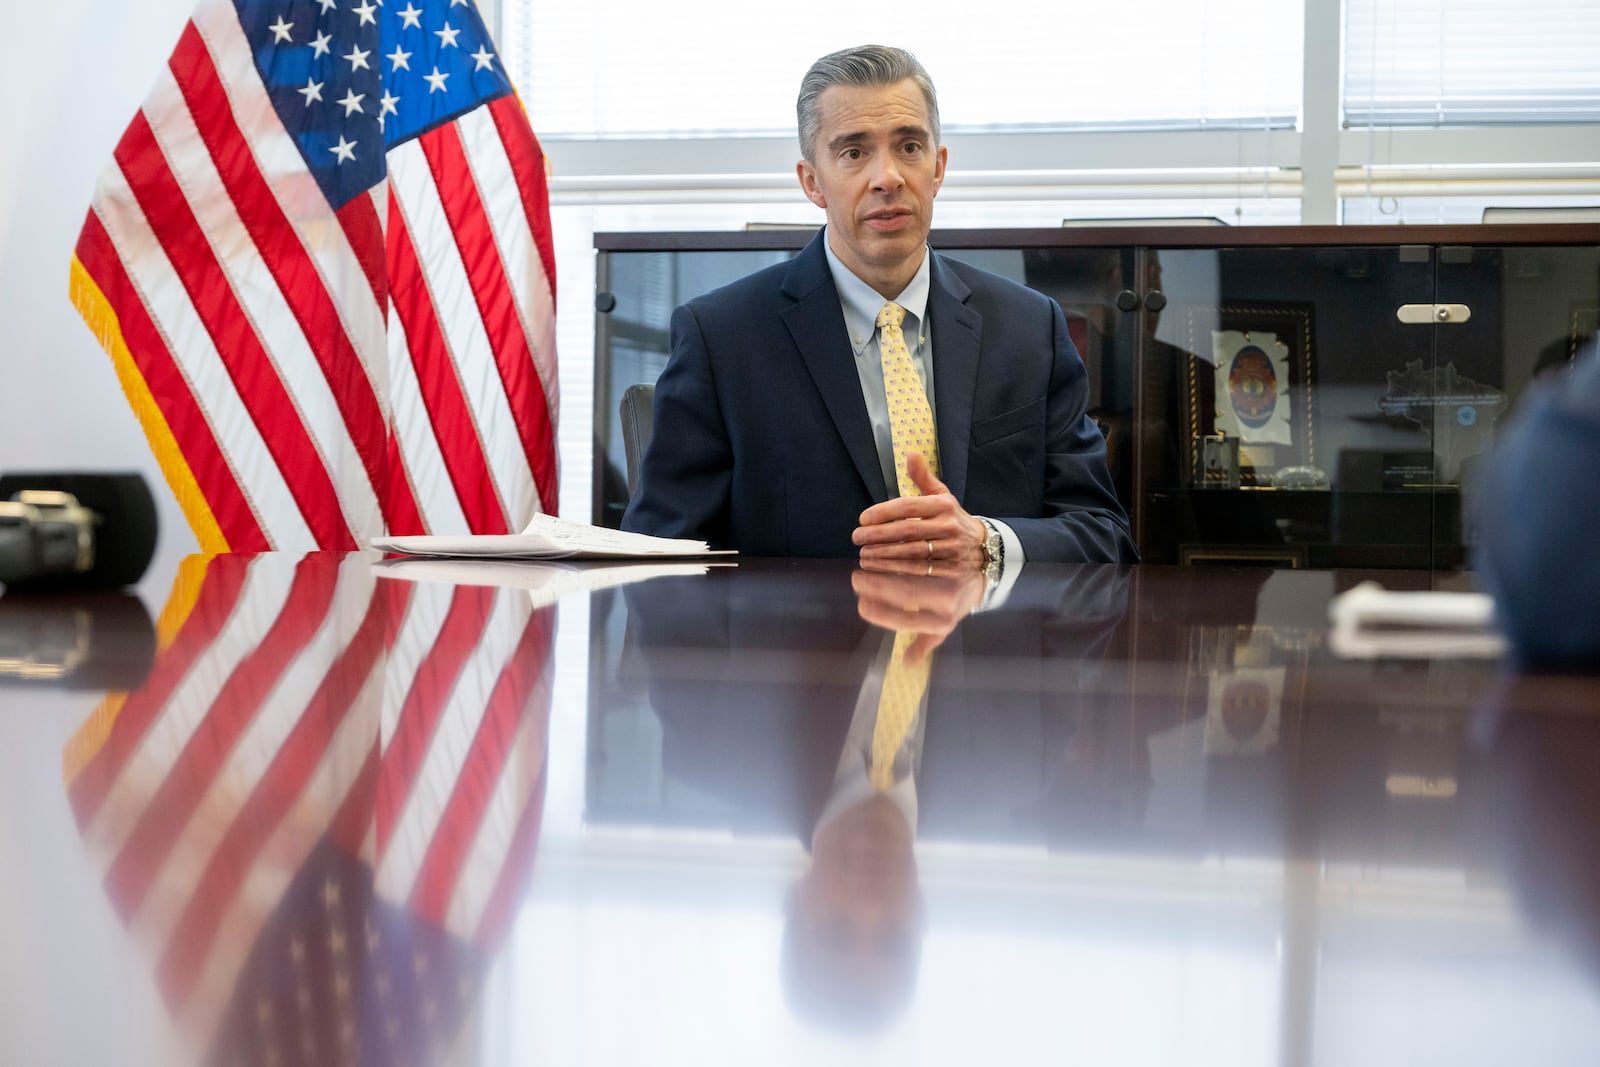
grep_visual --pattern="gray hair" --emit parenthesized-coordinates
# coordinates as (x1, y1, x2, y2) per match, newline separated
(797, 45, 941, 164)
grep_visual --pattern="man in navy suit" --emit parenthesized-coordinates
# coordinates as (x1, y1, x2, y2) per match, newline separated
(622, 45, 1135, 568)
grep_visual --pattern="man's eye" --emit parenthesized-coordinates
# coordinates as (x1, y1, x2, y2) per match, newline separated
(841, 147, 863, 161)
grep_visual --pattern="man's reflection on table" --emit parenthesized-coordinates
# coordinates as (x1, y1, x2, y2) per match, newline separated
(624, 561, 1130, 1028)
(61, 552, 554, 1065)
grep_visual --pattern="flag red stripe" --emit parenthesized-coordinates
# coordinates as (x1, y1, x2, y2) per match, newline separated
(68, 556, 254, 825)
(375, 584, 497, 854)
(408, 606, 555, 926)
(169, 27, 401, 536)
(154, 583, 389, 1004)
(385, 202, 509, 535)
(103, 556, 343, 914)
(417, 123, 557, 511)
(381, 430, 429, 536)
(114, 113, 357, 550)
(74, 216, 269, 552)
(336, 189, 389, 315)
(487, 96, 558, 308)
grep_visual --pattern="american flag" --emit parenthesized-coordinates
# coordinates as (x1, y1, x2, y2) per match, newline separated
(63, 552, 555, 1060)
(69, 0, 559, 553)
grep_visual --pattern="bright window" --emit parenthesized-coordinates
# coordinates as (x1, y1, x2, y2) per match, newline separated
(1344, 0, 1600, 126)
(501, 1, 1305, 139)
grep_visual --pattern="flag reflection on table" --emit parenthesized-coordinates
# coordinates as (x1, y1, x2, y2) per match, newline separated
(63, 552, 554, 1064)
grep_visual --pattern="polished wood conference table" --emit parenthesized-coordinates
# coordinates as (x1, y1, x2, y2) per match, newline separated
(2, 554, 1598, 1066)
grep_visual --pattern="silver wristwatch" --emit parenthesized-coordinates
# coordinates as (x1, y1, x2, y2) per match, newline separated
(978, 518, 1003, 578)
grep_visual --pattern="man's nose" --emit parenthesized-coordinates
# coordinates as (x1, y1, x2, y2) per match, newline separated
(869, 152, 904, 191)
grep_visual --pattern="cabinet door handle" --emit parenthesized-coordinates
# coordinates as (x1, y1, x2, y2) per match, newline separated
(1396, 303, 1472, 324)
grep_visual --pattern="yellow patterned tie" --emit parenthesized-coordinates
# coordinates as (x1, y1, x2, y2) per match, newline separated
(869, 631, 931, 791)
(877, 302, 941, 496)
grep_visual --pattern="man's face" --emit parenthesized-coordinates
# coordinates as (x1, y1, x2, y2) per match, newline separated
(797, 78, 947, 299)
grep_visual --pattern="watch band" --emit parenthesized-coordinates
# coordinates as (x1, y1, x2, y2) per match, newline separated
(979, 518, 1004, 574)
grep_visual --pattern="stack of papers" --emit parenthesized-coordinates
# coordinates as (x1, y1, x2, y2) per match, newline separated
(370, 512, 733, 561)
(1327, 581, 1506, 660)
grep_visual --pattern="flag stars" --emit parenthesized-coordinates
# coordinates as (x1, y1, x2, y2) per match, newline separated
(310, 31, 333, 58)
(435, 23, 462, 49)
(470, 45, 495, 71)
(397, 3, 423, 29)
(424, 67, 449, 93)
(353, 0, 379, 25)
(315, 0, 338, 12)
(268, 16, 293, 43)
(330, 136, 358, 163)
(387, 45, 412, 71)
(322, 879, 342, 910)
(379, 91, 400, 119)
(297, 78, 325, 105)
(338, 89, 366, 116)
(344, 45, 372, 71)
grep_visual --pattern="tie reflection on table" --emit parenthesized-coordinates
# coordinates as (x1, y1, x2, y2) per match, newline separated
(61, 552, 554, 1065)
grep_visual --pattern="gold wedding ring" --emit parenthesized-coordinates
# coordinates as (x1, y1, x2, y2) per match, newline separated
(926, 539, 933, 559)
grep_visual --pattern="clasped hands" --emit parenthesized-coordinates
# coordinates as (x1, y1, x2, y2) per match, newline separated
(852, 452, 989, 576)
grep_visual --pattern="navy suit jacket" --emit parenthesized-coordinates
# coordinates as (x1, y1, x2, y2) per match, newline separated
(1474, 346, 1600, 667)
(622, 230, 1136, 563)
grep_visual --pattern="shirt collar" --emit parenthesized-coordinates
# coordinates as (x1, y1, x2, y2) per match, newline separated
(822, 228, 932, 357)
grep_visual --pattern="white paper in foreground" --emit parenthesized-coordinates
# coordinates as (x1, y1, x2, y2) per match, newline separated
(369, 512, 731, 560)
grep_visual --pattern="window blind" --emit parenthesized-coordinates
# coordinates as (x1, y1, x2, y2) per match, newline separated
(1345, 0, 1600, 126)
(500, 1, 1303, 139)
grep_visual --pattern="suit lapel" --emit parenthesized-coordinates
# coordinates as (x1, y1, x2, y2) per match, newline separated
(781, 234, 889, 501)
(927, 254, 982, 503)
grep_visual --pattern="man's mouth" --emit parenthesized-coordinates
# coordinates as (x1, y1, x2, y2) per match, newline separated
(864, 209, 912, 229)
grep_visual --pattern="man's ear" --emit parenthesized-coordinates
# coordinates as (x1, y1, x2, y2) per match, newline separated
(931, 144, 948, 197)
(797, 160, 827, 209)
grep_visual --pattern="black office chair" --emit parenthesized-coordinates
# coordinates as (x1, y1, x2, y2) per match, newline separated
(619, 383, 656, 498)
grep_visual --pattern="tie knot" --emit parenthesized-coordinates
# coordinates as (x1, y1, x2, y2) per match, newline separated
(876, 301, 907, 331)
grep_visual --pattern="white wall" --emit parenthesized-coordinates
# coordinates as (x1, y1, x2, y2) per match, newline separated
(0, 2, 201, 594)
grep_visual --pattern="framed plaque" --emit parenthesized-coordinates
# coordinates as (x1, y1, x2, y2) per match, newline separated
(1183, 302, 1316, 486)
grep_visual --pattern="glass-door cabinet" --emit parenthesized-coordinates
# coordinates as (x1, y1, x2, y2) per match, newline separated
(593, 225, 1600, 571)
